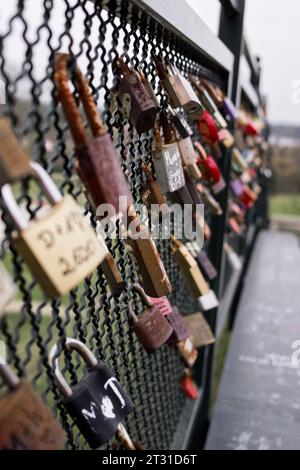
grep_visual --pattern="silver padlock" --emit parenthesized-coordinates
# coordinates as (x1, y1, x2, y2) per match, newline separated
(1, 162, 107, 299)
(152, 114, 185, 194)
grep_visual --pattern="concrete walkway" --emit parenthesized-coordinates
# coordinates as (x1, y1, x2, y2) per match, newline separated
(206, 231, 300, 450)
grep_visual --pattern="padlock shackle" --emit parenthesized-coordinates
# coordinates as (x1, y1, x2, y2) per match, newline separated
(54, 53, 107, 148)
(1, 161, 63, 232)
(49, 338, 98, 398)
(116, 423, 136, 451)
(133, 283, 153, 308)
(0, 361, 20, 389)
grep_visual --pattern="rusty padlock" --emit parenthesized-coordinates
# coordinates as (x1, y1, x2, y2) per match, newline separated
(1, 161, 106, 299)
(140, 162, 169, 215)
(0, 358, 65, 450)
(100, 252, 125, 296)
(125, 207, 172, 297)
(154, 55, 203, 118)
(152, 112, 185, 194)
(183, 312, 215, 349)
(128, 284, 173, 353)
(0, 118, 32, 187)
(54, 53, 133, 220)
(116, 58, 158, 134)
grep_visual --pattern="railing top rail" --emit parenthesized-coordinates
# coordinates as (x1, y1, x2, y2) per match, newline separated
(107, 0, 234, 74)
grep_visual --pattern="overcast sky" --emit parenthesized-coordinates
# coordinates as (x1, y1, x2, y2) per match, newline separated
(186, 0, 300, 126)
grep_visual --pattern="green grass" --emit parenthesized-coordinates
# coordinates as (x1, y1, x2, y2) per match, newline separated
(270, 194, 300, 217)
(210, 328, 231, 414)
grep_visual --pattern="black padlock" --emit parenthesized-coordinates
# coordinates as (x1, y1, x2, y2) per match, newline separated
(49, 338, 135, 449)
(169, 106, 193, 139)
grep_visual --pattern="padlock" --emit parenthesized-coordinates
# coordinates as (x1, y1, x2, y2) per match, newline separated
(169, 185, 193, 208)
(167, 306, 191, 345)
(177, 338, 198, 367)
(137, 66, 160, 109)
(194, 142, 225, 194)
(0, 358, 65, 450)
(232, 147, 248, 172)
(128, 284, 173, 353)
(184, 173, 202, 205)
(49, 338, 135, 449)
(237, 111, 260, 136)
(195, 183, 223, 216)
(180, 369, 198, 400)
(154, 55, 203, 118)
(116, 58, 158, 134)
(141, 162, 169, 215)
(152, 113, 185, 194)
(0, 262, 15, 317)
(190, 77, 228, 129)
(171, 238, 218, 311)
(148, 295, 173, 316)
(240, 185, 257, 208)
(196, 110, 219, 146)
(221, 97, 238, 122)
(100, 252, 125, 296)
(54, 53, 133, 219)
(125, 207, 172, 297)
(176, 133, 202, 180)
(195, 250, 218, 282)
(183, 313, 215, 349)
(1, 161, 106, 299)
(228, 217, 242, 235)
(0, 117, 32, 187)
(169, 106, 193, 139)
(218, 128, 235, 149)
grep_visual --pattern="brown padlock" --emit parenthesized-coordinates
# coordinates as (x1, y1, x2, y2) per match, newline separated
(116, 58, 158, 134)
(141, 162, 169, 215)
(154, 55, 203, 119)
(0, 360, 65, 450)
(0, 118, 32, 187)
(101, 252, 125, 296)
(183, 313, 215, 349)
(54, 53, 133, 220)
(128, 284, 173, 353)
(125, 206, 172, 297)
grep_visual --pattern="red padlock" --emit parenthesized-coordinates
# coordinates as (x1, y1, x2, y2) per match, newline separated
(194, 142, 221, 184)
(180, 370, 198, 400)
(240, 186, 257, 208)
(196, 110, 219, 145)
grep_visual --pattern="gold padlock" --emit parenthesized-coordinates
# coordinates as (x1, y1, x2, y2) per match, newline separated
(1, 162, 107, 299)
(0, 118, 32, 187)
(171, 238, 218, 311)
(124, 207, 172, 298)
